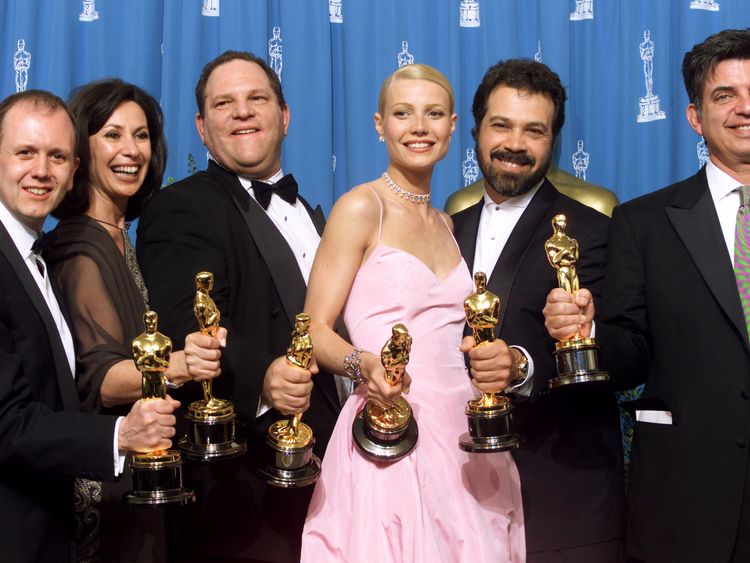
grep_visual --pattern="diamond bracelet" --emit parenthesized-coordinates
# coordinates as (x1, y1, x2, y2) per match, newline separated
(343, 347, 366, 385)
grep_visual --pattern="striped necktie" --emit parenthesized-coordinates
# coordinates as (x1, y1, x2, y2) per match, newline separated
(735, 186, 750, 339)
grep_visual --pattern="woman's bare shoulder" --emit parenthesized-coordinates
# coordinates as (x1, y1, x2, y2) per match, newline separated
(328, 182, 383, 225)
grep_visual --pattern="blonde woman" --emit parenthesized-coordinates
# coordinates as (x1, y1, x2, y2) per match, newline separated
(301, 65, 524, 562)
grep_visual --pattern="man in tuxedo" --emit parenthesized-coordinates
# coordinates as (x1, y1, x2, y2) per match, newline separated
(545, 29, 750, 562)
(137, 51, 341, 562)
(0, 90, 179, 562)
(451, 60, 625, 562)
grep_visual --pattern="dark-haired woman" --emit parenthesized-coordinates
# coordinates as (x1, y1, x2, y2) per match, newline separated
(44, 79, 224, 562)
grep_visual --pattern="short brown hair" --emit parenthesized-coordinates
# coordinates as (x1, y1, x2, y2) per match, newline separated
(682, 29, 750, 109)
(195, 50, 286, 116)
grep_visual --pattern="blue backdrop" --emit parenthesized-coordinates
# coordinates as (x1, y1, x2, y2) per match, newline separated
(2, 0, 748, 220)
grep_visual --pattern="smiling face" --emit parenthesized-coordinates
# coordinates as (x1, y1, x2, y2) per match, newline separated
(687, 58, 750, 182)
(87, 100, 151, 213)
(0, 101, 78, 231)
(374, 77, 456, 174)
(475, 85, 554, 203)
(196, 59, 289, 179)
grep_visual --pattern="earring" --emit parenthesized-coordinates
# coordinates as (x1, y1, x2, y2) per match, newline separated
(379, 135, 385, 143)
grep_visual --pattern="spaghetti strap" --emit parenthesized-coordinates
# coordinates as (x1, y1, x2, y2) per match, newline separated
(302, 191, 524, 563)
(360, 184, 383, 244)
(438, 212, 462, 255)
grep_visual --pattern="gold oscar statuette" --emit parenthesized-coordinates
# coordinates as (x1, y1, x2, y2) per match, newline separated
(545, 214, 609, 388)
(124, 311, 195, 507)
(258, 313, 322, 487)
(178, 272, 246, 461)
(352, 324, 419, 462)
(458, 272, 520, 453)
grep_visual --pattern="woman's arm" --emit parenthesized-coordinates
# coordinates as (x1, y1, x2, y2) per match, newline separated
(53, 254, 224, 409)
(100, 329, 225, 407)
(304, 186, 409, 406)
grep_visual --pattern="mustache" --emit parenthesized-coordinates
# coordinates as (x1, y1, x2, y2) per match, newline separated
(490, 150, 535, 167)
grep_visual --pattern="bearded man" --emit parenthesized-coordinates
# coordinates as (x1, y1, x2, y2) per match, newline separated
(451, 59, 625, 563)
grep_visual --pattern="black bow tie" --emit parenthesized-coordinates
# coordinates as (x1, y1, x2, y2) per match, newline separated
(31, 233, 45, 255)
(252, 174, 298, 210)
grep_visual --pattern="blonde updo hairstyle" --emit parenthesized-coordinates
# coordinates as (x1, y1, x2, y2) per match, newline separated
(377, 64, 455, 115)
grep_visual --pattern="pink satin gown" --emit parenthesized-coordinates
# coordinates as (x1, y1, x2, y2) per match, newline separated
(301, 191, 525, 562)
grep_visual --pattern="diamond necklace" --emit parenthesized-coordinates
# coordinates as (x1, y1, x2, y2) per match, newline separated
(382, 172, 430, 204)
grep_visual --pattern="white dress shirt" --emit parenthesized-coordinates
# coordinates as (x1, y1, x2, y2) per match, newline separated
(473, 183, 542, 278)
(472, 181, 544, 395)
(705, 159, 743, 265)
(0, 201, 125, 475)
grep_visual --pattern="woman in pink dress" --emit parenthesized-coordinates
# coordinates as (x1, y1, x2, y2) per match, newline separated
(301, 64, 525, 562)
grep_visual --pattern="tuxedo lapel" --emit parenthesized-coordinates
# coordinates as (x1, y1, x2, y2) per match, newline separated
(453, 200, 482, 271)
(209, 162, 308, 327)
(488, 181, 556, 328)
(209, 164, 343, 410)
(665, 172, 749, 347)
(0, 222, 79, 409)
(299, 196, 325, 237)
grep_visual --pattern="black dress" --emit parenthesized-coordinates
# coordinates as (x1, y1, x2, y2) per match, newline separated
(45, 215, 166, 563)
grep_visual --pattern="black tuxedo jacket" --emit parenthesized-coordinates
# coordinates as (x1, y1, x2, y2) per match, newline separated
(598, 168, 750, 562)
(452, 180, 624, 553)
(0, 221, 116, 562)
(136, 160, 341, 561)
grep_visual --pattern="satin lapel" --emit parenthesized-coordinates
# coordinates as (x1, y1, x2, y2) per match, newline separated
(665, 174, 748, 346)
(212, 165, 307, 327)
(0, 222, 79, 409)
(453, 200, 482, 272)
(487, 181, 556, 328)
(299, 196, 325, 237)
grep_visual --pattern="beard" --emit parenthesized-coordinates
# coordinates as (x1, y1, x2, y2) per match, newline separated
(478, 147, 552, 199)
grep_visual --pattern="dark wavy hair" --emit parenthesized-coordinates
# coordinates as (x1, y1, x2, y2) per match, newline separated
(195, 50, 286, 116)
(53, 79, 166, 221)
(471, 59, 567, 140)
(682, 29, 750, 109)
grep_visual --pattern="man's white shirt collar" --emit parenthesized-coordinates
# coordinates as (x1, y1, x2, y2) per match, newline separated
(702, 159, 741, 266)
(706, 158, 744, 205)
(0, 200, 39, 260)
